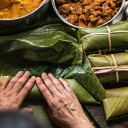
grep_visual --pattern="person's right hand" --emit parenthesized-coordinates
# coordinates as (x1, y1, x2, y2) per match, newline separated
(36, 73, 94, 128)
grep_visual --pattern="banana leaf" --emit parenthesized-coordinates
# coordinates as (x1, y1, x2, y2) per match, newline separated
(88, 52, 128, 84)
(22, 100, 58, 128)
(0, 23, 83, 65)
(77, 20, 128, 54)
(0, 54, 105, 102)
(103, 87, 128, 120)
(0, 76, 98, 104)
(22, 99, 96, 128)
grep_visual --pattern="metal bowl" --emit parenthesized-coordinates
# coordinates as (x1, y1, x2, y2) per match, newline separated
(51, 0, 125, 29)
(0, 0, 50, 29)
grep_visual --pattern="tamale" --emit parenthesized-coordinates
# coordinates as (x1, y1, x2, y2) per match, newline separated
(0, 55, 105, 102)
(103, 87, 128, 120)
(0, 76, 98, 104)
(77, 20, 128, 54)
(88, 52, 128, 83)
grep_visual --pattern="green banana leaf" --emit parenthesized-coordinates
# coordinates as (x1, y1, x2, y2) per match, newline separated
(22, 100, 58, 128)
(77, 20, 128, 54)
(0, 76, 98, 104)
(88, 52, 128, 84)
(22, 99, 96, 128)
(0, 23, 83, 65)
(103, 87, 128, 120)
(0, 54, 105, 102)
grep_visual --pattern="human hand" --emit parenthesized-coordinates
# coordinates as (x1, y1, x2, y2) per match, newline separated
(36, 73, 94, 128)
(0, 71, 35, 112)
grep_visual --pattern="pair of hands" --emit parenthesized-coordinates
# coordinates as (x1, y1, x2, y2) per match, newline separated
(0, 71, 94, 128)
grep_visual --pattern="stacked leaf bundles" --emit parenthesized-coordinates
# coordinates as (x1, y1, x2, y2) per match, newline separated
(88, 52, 128, 84)
(88, 52, 128, 120)
(77, 20, 128, 55)
(0, 23, 105, 104)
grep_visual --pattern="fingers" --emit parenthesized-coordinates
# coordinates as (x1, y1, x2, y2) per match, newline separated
(0, 76, 10, 90)
(41, 73, 59, 96)
(12, 71, 30, 93)
(36, 77, 53, 102)
(59, 78, 73, 93)
(5, 71, 23, 91)
(48, 73, 65, 94)
(18, 76, 35, 100)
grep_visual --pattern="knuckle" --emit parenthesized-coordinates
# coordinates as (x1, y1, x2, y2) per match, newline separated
(17, 80, 24, 86)
(23, 87, 30, 93)
(55, 82, 61, 87)
(10, 79, 16, 85)
(49, 101, 56, 107)
(28, 79, 34, 84)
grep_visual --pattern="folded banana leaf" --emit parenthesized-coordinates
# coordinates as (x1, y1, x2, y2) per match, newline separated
(22, 99, 95, 128)
(0, 23, 83, 65)
(77, 20, 128, 54)
(103, 87, 128, 120)
(88, 52, 128, 83)
(0, 54, 105, 102)
(0, 76, 98, 104)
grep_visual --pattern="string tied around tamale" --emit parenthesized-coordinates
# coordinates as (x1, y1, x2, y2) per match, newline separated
(110, 54, 119, 82)
(79, 28, 128, 52)
(91, 54, 128, 83)
(106, 26, 111, 52)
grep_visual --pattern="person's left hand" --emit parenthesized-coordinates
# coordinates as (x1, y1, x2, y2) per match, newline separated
(0, 71, 35, 112)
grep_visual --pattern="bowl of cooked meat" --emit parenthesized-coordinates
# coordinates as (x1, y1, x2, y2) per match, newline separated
(52, 0, 125, 28)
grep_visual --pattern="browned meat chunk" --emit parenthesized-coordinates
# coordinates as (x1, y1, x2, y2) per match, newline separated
(94, 0, 106, 5)
(67, 14, 79, 25)
(83, 0, 94, 5)
(58, 4, 71, 17)
(56, 0, 66, 5)
(96, 18, 106, 26)
(70, 3, 83, 15)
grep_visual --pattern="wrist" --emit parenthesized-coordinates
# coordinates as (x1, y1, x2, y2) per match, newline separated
(69, 117, 94, 128)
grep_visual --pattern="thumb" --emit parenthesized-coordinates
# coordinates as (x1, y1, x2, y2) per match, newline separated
(20, 107, 34, 114)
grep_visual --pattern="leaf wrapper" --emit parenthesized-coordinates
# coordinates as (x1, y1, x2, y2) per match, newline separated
(0, 76, 98, 104)
(88, 52, 128, 83)
(0, 23, 83, 65)
(77, 20, 128, 54)
(0, 55, 105, 102)
(103, 87, 128, 120)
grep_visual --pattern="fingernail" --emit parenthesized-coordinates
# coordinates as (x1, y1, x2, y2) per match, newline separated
(5, 76, 9, 79)
(48, 73, 52, 77)
(42, 72, 46, 78)
(36, 77, 41, 83)
(31, 76, 35, 80)
(25, 71, 30, 75)
(59, 77, 62, 80)
(18, 71, 23, 76)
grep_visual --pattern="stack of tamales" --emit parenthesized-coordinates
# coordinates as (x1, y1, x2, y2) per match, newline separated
(77, 20, 128, 120)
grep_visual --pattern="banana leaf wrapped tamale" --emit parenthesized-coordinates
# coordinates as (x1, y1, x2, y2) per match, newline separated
(0, 76, 98, 104)
(0, 55, 105, 102)
(88, 52, 128, 83)
(77, 20, 128, 54)
(0, 23, 83, 65)
(103, 87, 128, 120)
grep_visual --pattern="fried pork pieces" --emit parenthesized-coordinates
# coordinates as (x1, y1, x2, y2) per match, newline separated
(57, 0, 122, 27)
